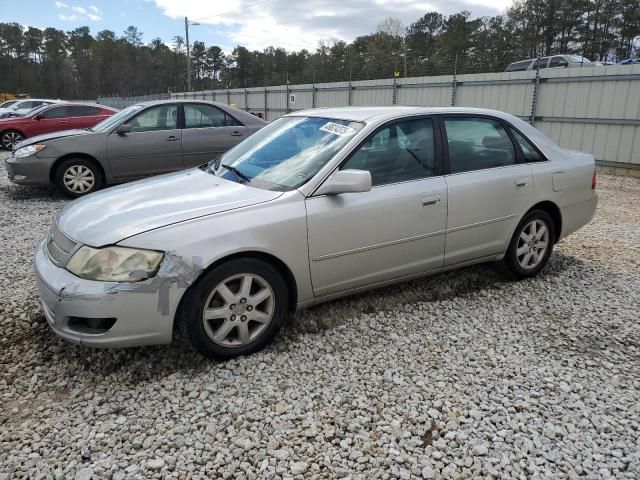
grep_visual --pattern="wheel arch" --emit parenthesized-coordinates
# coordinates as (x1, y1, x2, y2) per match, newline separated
(525, 200, 562, 243)
(49, 153, 106, 183)
(175, 250, 299, 333)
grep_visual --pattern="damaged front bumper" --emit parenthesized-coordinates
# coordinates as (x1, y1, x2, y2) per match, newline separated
(34, 239, 185, 348)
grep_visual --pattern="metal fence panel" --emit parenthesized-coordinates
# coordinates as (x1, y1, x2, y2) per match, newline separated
(99, 64, 640, 169)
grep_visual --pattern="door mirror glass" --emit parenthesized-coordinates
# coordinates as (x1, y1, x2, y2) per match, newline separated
(116, 124, 132, 135)
(316, 169, 372, 196)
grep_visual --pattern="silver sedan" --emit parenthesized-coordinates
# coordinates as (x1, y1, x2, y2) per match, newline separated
(35, 107, 598, 358)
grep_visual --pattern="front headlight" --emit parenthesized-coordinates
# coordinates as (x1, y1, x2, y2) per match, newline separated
(14, 144, 46, 158)
(66, 246, 164, 282)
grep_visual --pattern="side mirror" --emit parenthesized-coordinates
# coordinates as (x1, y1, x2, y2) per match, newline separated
(116, 124, 131, 135)
(315, 169, 372, 196)
(34, 114, 43, 121)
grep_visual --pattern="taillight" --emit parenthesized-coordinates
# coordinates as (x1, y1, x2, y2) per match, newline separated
(592, 170, 597, 190)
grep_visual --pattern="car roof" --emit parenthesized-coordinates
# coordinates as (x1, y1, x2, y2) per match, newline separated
(287, 106, 524, 123)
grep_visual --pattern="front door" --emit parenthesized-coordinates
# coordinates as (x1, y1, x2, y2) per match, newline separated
(107, 104, 183, 179)
(306, 117, 447, 297)
(441, 116, 533, 266)
(181, 103, 248, 167)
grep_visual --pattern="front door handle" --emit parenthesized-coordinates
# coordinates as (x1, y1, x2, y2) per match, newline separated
(165, 136, 179, 142)
(515, 178, 529, 188)
(422, 195, 441, 207)
(231, 131, 245, 137)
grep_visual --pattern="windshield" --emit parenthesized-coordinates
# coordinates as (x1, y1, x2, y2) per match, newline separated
(24, 105, 50, 118)
(208, 116, 364, 191)
(91, 105, 140, 133)
(9, 101, 27, 111)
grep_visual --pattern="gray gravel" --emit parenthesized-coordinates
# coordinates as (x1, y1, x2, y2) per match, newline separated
(1, 151, 639, 479)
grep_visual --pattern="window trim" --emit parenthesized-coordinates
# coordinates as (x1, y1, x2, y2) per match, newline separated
(507, 125, 550, 164)
(180, 102, 244, 130)
(437, 114, 525, 175)
(334, 114, 443, 188)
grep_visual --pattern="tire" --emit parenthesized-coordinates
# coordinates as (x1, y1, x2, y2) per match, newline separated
(180, 258, 289, 359)
(503, 209, 555, 279)
(54, 157, 104, 198)
(1, 130, 24, 150)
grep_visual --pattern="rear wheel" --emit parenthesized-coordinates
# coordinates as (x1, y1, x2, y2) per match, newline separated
(54, 157, 104, 198)
(1, 130, 24, 150)
(504, 209, 555, 279)
(181, 258, 289, 359)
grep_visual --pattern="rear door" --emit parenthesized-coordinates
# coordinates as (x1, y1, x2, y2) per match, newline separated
(65, 105, 104, 129)
(440, 115, 532, 266)
(306, 117, 447, 297)
(181, 103, 248, 167)
(107, 103, 183, 179)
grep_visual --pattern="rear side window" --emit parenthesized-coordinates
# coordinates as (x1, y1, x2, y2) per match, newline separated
(510, 128, 545, 163)
(533, 57, 550, 69)
(444, 117, 516, 174)
(506, 60, 532, 72)
(67, 105, 102, 117)
(549, 56, 568, 68)
(184, 104, 242, 128)
(342, 118, 436, 186)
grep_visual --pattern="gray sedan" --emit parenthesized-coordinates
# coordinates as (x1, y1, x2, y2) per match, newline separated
(6, 100, 266, 197)
(35, 107, 598, 359)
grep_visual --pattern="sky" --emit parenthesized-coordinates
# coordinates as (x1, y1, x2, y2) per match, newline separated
(3, 0, 513, 53)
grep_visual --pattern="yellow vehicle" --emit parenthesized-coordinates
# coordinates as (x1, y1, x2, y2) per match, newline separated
(0, 93, 30, 103)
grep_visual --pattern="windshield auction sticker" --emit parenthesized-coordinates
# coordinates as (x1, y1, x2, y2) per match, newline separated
(319, 122, 356, 136)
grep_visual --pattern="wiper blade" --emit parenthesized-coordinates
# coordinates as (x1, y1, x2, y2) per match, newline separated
(222, 163, 251, 183)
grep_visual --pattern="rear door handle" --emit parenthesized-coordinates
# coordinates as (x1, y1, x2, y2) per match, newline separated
(231, 131, 245, 137)
(515, 178, 529, 188)
(166, 136, 179, 142)
(422, 195, 441, 207)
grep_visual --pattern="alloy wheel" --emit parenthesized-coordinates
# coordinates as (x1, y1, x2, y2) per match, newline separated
(516, 219, 550, 270)
(2, 131, 23, 149)
(63, 165, 96, 194)
(201, 273, 275, 347)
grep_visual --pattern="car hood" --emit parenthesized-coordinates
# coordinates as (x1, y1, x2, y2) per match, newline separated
(57, 168, 283, 246)
(16, 129, 93, 148)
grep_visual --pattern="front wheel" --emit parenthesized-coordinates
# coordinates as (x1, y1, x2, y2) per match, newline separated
(1, 130, 24, 150)
(54, 158, 104, 198)
(181, 258, 289, 359)
(503, 209, 555, 279)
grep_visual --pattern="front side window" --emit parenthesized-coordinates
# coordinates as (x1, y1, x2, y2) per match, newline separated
(41, 106, 69, 119)
(510, 128, 545, 163)
(127, 105, 178, 132)
(341, 118, 436, 186)
(184, 104, 241, 128)
(209, 116, 363, 191)
(93, 105, 142, 133)
(444, 117, 516, 173)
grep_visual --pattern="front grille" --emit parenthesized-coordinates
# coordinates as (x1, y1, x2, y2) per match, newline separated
(47, 223, 77, 265)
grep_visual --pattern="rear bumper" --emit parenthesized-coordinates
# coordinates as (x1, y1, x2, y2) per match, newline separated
(559, 193, 598, 240)
(35, 239, 180, 348)
(5, 154, 53, 184)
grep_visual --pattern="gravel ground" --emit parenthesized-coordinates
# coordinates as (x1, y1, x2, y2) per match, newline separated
(0, 151, 638, 480)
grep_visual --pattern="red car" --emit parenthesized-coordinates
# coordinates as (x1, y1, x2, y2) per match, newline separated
(0, 103, 117, 150)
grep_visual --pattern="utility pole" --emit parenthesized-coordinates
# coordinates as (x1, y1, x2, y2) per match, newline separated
(185, 17, 191, 92)
(185, 17, 200, 92)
